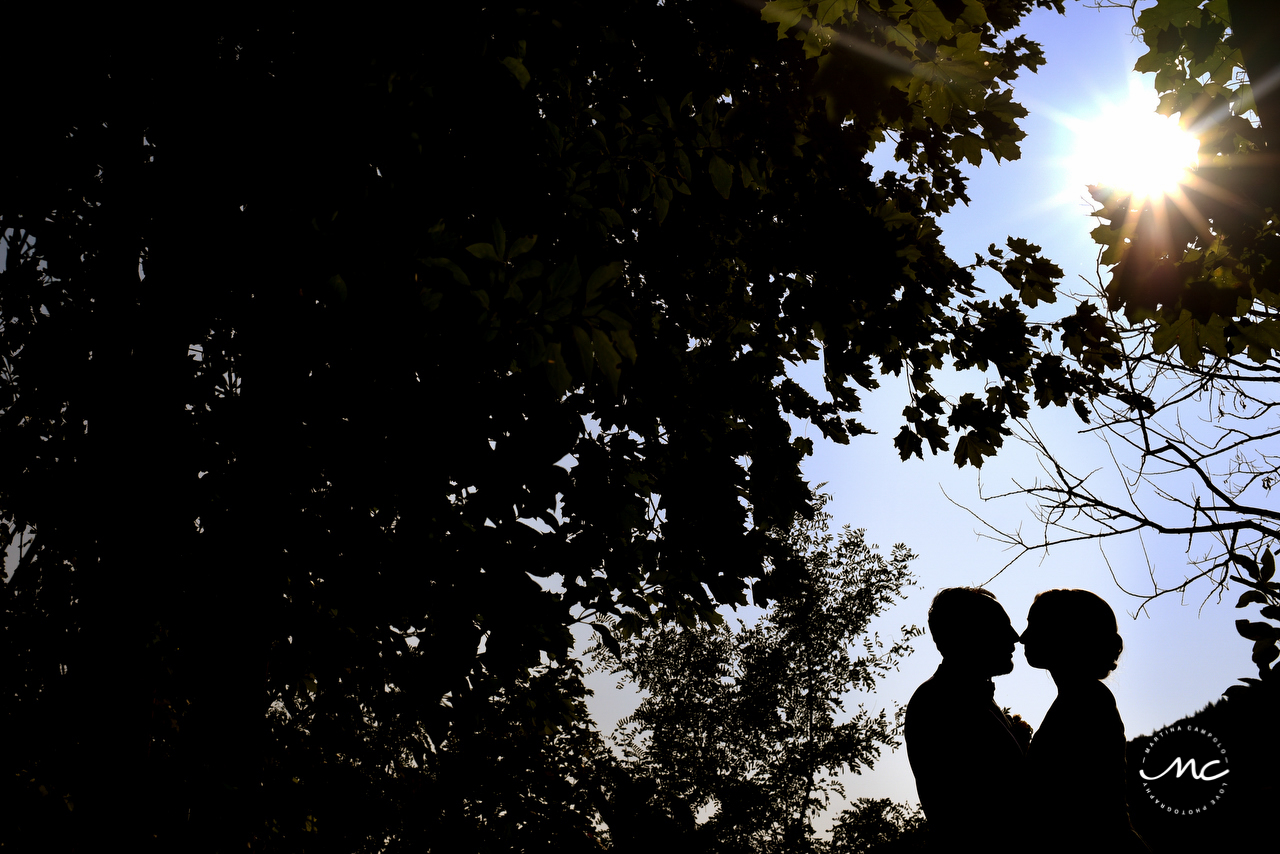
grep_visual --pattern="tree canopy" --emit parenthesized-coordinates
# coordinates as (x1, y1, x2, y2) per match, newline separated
(1, 1, 1102, 849)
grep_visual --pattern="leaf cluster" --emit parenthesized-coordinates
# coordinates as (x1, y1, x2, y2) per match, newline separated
(828, 797, 930, 853)
(1231, 546, 1280, 680)
(1086, 0, 1280, 367)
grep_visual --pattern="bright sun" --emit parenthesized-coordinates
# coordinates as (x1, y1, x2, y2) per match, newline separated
(1067, 92, 1201, 202)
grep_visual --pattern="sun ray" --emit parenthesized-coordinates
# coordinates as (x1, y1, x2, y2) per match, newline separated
(1165, 185, 1214, 246)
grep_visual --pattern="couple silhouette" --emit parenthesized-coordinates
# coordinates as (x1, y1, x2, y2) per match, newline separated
(905, 587, 1149, 853)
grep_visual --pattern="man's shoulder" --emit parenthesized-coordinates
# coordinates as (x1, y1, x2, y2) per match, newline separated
(905, 667, 961, 733)
(906, 665, 966, 711)
(906, 670, 944, 714)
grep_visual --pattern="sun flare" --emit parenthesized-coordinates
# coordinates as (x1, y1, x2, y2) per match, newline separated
(1067, 95, 1201, 203)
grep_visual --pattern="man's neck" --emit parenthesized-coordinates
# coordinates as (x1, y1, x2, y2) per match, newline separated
(937, 658, 996, 683)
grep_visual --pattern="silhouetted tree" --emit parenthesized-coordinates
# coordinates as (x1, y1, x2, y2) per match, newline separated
(829, 798, 930, 853)
(256, 658, 610, 853)
(593, 499, 919, 852)
(1, 1, 1101, 849)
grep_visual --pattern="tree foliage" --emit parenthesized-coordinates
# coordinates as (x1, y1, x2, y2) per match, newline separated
(977, 0, 1280, 688)
(828, 798, 930, 853)
(592, 500, 919, 852)
(2, 1, 1093, 848)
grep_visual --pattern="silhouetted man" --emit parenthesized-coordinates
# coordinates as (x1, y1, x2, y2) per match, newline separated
(905, 587, 1024, 851)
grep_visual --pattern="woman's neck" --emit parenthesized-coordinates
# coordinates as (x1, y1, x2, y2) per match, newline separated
(1049, 669, 1095, 690)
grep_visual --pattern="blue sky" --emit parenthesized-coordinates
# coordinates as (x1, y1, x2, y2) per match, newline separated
(578, 1, 1262, 820)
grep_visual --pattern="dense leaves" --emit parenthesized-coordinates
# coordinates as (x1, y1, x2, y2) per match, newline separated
(1086, 0, 1280, 364)
(2, 1, 1104, 849)
(829, 798, 930, 853)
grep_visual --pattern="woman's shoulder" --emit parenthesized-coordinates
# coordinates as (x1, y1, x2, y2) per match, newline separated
(1080, 679, 1118, 704)
(1056, 680, 1125, 733)
(1057, 678, 1117, 705)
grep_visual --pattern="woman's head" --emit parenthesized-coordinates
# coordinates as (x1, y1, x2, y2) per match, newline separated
(1021, 589, 1123, 680)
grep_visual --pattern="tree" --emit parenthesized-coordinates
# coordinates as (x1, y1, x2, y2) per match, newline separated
(974, 0, 1280, 686)
(592, 499, 919, 852)
(257, 658, 610, 853)
(1, 1, 1095, 848)
(829, 798, 930, 853)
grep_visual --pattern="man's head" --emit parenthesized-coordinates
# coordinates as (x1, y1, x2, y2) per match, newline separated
(927, 587, 1019, 676)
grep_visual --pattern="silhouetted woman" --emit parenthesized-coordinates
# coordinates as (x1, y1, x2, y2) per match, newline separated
(1021, 589, 1148, 853)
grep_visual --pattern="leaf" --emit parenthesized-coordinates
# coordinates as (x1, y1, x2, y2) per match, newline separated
(1263, 548, 1276, 583)
(708, 155, 733, 199)
(877, 200, 915, 230)
(960, 0, 988, 26)
(655, 95, 673, 127)
(909, 0, 955, 44)
(592, 622, 622, 660)
(953, 432, 991, 469)
(894, 425, 923, 461)
(655, 194, 670, 224)
(1232, 552, 1260, 579)
(760, 0, 810, 38)
(596, 309, 631, 330)
(571, 324, 594, 374)
(544, 342, 574, 395)
(513, 253, 543, 282)
(1090, 223, 1126, 266)
(592, 327, 624, 394)
(466, 243, 501, 264)
(611, 329, 637, 363)
(585, 262, 623, 305)
(1253, 638, 1279, 668)
(501, 56, 531, 89)
(1151, 310, 1196, 363)
(1236, 619, 1280, 641)
(1137, 0, 1207, 31)
(951, 133, 983, 166)
(1197, 314, 1229, 358)
(327, 274, 347, 302)
(492, 221, 506, 260)
(547, 259, 582, 298)
(1236, 589, 1269, 608)
(422, 257, 471, 287)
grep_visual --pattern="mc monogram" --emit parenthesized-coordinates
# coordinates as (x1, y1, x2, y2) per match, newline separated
(1139, 756, 1229, 782)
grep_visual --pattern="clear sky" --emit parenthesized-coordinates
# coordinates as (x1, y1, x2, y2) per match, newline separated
(577, 0, 1261, 825)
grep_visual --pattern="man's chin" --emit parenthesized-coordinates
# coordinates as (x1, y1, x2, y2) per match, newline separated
(993, 658, 1015, 676)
